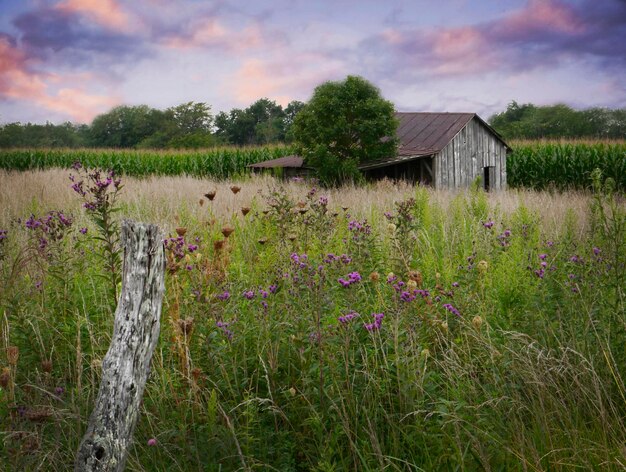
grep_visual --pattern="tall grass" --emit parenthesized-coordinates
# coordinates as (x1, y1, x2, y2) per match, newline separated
(0, 171, 624, 470)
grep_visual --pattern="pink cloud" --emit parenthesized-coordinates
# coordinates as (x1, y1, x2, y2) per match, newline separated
(162, 17, 274, 52)
(231, 54, 347, 106)
(0, 37, 118, 123)
(55, 0, 131, 31)
(499, 0, 585, 36)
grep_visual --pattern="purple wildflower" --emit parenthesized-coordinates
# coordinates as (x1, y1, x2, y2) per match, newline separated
(364, 312, 384, 331)
(442, 303, 461, 317)
(539, 254, 547, 260)
(187, 244, 198, 252)
(147, 438, 157, 447)
(243, 290, 255, 300)
(79, 227, 88, 234)
(217, 291, 230, 301)
(483, 220, 495, 229)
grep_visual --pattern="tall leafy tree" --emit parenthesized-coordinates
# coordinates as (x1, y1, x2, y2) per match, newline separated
(89, 105, 165, 148)
(292, 76, 398, 186)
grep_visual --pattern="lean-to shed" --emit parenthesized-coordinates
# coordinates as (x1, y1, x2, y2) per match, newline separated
(249, 112, 510, 190)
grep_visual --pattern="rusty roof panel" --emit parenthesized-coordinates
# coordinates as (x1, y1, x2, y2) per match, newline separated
(248, 155, 304, 168)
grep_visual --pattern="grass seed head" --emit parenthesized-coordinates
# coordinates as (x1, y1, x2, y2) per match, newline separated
(7, 346, 19, 366)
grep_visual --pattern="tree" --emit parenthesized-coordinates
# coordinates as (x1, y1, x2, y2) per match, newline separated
(292, 76, 398, 186)
(89, 105, 165, 148)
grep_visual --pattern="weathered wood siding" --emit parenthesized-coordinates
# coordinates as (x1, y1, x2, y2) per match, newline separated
(433, 118, 507, 190)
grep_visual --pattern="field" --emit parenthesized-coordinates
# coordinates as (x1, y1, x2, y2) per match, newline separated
(1, 140, 625, 190)
(0, 168, 625, 470)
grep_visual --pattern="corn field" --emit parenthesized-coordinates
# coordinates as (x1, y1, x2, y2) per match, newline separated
(507, 141, 626, 191)
(0, 142, 625, 190)
(0, 146, 293, 179)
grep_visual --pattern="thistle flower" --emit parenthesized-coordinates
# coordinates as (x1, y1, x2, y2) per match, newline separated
(442, 303, 461, 317)
(147, 438, 157, 447)
(472, 315, 484, 329)
(217, 291, 230, 301)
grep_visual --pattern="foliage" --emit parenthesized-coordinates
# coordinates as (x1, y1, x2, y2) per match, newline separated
(490, 101, 626, 139)
(1, 171, 625, 470)
(214, 98, 304, 145)
(507, 140, 626, 191)
(293, 76, 398, 186)
(0, 146, 293, 178)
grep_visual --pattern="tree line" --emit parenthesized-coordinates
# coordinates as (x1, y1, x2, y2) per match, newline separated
(0, 98, 624, 149)
(0, 99, 304, 149)
(488, 101, 626, 140)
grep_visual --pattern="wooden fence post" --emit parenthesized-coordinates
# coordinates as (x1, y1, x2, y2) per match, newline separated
(75, 220, 166, 472)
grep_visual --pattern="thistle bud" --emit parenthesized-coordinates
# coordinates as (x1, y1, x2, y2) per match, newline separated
(7, 346, 19, 366)
(472, 315, 484, 330)
(369, 272, 380, 282)
(477, 260, 488, 274)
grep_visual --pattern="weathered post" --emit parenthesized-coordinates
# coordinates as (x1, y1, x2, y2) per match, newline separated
(75, 220, 166, 472)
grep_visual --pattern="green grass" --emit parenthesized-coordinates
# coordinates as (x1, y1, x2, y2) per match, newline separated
(0, 171, 625, 471)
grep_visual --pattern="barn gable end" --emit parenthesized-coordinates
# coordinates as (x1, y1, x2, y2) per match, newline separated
(433, 116, 508, 190)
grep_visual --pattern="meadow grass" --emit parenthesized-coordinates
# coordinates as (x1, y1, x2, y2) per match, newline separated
(0, 169, 624, 471)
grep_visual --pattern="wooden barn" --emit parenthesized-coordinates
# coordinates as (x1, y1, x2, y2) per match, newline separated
(249, 112, 510, 190)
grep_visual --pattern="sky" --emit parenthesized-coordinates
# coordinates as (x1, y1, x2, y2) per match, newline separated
(0, 0, 625, 125)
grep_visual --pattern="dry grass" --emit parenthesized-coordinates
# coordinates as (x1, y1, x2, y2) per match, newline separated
(0, 169, 591, 237)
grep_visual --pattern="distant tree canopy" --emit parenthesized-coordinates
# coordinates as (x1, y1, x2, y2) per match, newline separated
(0, 99, 302, 149)
(214, 98, 304, 145)
(292, 75, 398, 186)
(2, 97, 625, 149)
(489, 101, 626, 140)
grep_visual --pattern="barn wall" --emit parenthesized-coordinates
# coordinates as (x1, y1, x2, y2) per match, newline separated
(434, 118, 507, 190)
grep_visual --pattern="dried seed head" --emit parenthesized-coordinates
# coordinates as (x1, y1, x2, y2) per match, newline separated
(296, 201, 306, 208)
(342, 206, 349, 211)
(369, 271, 380, 282)
(167, 262, 180, 274)
(262, 210, 270, 215)
(91, 358, 102, 371)
(199, 199, 204, 206)
(230, 185, 241, 194)
(0, 367, 10, 388)
(221, 226, 235, 238)
(407, 280, 418, 290)
(178, 318, 194, 335)
(258, 237, 268, 245)
(440, 321, 448, 332)
(191, 367, 202, 381)
(204, 190, 216, 201)
(287, 234, 297, 242)
(298, 208, 308, 215)
(7, 346, 19, 366)
(241, 207, 251, 216)
(420, 348, 430, 358)
(408, 270, 422, 286)
(387, 223, 397, 233)
(477, 260, 488, 274)
(472, 315, 484, 330)
(214, 239, 225, 251)
(289, 387, 296, 396)
(41, 360, 52, 373)
(175, 227, 187, 237)
(24, 408, 53, 422)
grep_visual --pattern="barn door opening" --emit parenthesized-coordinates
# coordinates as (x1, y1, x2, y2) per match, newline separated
(483, 166, 494, 191)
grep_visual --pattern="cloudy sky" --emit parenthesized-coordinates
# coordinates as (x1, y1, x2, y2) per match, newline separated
(1, 0, 625, 125)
